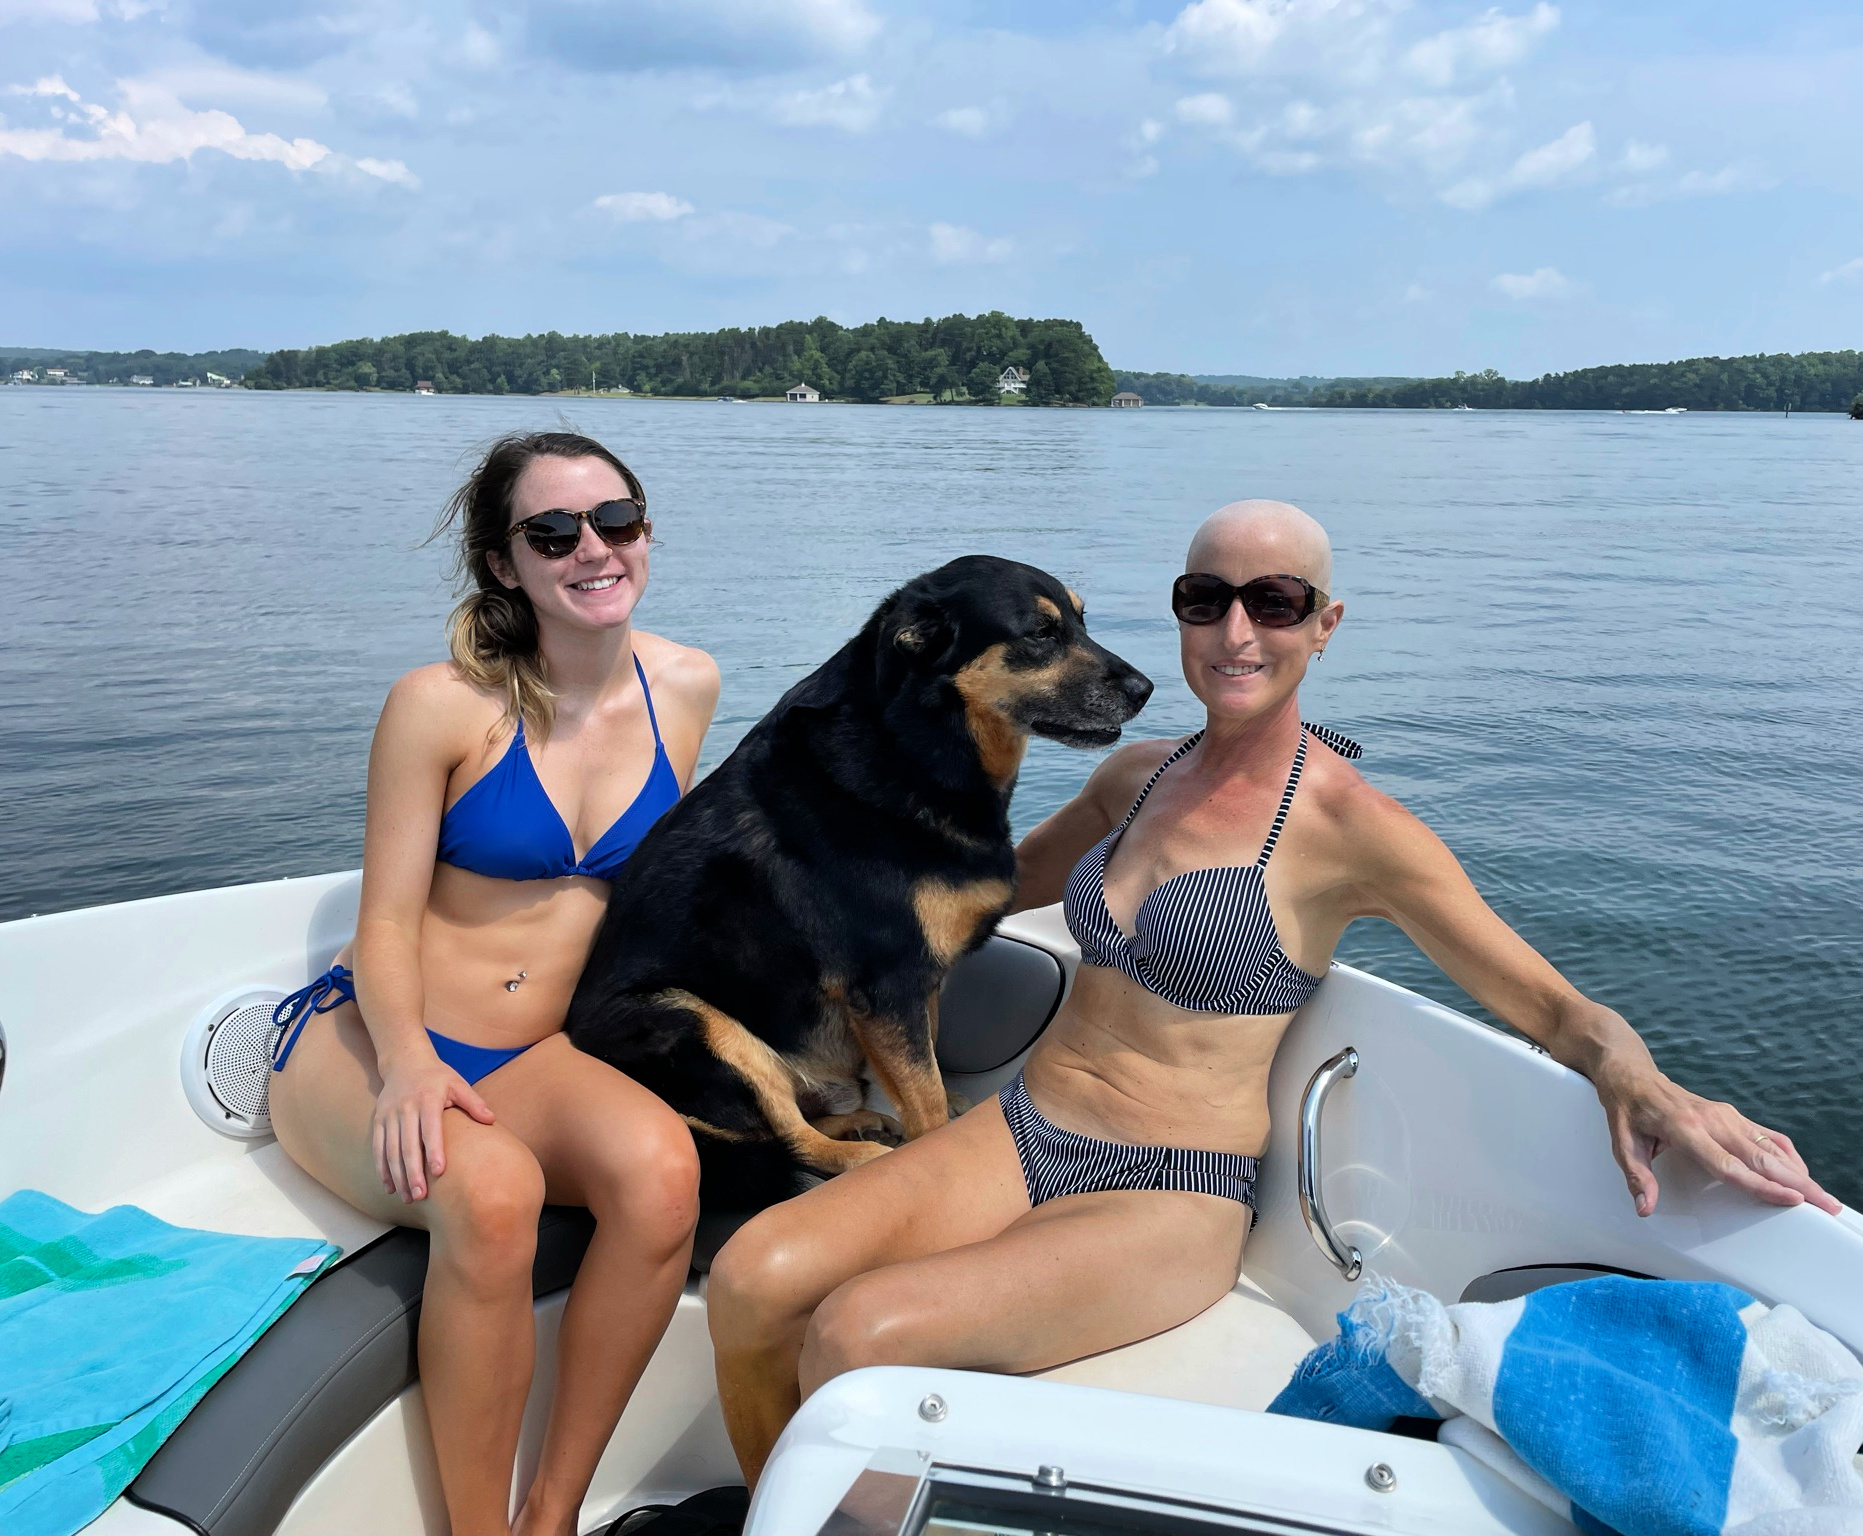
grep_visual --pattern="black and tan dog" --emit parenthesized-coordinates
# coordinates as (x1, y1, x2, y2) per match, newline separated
(566, 555, 1152, 1211)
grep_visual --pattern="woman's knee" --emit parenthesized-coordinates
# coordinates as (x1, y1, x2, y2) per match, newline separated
(587, 1108, 701, 1250)
(427, 1136, 545, 1287)
(799, 1275, 913, 1383)
(707, 1209, 829, 1351)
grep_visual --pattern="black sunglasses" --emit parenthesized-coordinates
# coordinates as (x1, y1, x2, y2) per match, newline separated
(505, 498, 649, 560)
(1172, 572, 1327, 628)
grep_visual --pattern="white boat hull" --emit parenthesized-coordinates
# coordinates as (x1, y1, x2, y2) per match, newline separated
(3, 874, 1857, 1534)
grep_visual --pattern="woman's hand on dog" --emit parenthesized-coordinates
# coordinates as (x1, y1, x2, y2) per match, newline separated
(371, 1052, 497, 1202)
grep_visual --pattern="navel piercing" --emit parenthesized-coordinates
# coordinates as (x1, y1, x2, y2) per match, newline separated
(505, 970, 528, 993)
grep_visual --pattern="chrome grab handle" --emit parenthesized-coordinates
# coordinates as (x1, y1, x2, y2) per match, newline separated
(1297, 1046, 1362, 1281)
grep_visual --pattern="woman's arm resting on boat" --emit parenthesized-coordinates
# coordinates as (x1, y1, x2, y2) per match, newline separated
(1342, 787, 1840, 1219)
(354, 667, 497, 1203)
(1010, 739, 1181, 912)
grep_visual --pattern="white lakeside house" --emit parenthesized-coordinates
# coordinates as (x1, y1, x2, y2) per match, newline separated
(785, 382, 822, 402)
(1111, 391, 1144, 408)
(997, 365, 1029, 395)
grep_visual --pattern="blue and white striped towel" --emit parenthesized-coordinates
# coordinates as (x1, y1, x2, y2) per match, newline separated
(1269, 1275, 1863, 1536)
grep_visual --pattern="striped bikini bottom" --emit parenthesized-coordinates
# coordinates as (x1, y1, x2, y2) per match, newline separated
(998, 1072, 1259, 1215)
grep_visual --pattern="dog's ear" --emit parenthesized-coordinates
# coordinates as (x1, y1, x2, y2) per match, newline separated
(885, 595, 953, 669)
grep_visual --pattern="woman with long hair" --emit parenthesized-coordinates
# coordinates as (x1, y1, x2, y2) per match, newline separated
(268, 431, 719, 1536)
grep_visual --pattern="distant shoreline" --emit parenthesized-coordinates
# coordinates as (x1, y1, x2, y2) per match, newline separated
(6, 382, 1856, 416)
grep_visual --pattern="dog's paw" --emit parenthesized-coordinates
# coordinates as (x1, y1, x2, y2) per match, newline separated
(812, 1109, 905, 1147)
(945, 1089, 973, 1119)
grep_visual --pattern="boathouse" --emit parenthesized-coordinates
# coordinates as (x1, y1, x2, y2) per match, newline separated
(786, 383, 821, 402)
(1111, 391, 1144, 408)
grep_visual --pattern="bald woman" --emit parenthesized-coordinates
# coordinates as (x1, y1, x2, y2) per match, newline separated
(706, 501, 1837, 1484)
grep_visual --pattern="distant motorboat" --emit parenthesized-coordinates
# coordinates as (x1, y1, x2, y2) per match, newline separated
(1623, 406, 1688, 414)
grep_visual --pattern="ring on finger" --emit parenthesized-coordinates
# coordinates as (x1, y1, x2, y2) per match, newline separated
(1752, 1132, 1775, 1147)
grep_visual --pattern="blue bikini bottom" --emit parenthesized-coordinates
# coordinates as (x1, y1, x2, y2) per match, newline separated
(270, 964, 535, 1086)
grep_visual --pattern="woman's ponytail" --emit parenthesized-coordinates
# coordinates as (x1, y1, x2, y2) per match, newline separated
(445, 586, 554, 737)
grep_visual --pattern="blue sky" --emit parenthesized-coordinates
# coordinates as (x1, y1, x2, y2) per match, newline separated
(3, 0, 1860, 376)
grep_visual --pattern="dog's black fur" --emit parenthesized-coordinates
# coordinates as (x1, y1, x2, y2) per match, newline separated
(566, 556, 1152, 1211)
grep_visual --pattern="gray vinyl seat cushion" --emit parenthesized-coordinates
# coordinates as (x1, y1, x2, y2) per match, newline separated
(935, 933, 1065, 1075)
(127, 1206, 597, 1536)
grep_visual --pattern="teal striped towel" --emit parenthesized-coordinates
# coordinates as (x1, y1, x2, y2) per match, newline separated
(0, 1190, 337, 1536)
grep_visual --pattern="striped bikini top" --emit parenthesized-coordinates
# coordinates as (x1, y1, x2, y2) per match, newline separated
(1063, 724, 1362, 1016)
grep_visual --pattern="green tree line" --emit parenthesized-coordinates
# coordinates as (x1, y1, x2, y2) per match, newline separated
(240, 313, 1118, 405)
(0, 347, 267, 386)
(1115, 352, 1863, 412)
(1113, 370, 1410, 407)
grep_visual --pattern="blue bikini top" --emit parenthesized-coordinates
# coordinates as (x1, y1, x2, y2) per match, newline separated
(436, 654, 681, 882)
(1064, 724, 1362, 1016)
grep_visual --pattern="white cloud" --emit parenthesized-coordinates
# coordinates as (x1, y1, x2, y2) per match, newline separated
(0, 0, 98, 19)
(0, 76, 333, 171)
(771, 72, 884, 132)
(137, 64, 329, 113)
(1490, 265, 1569, 299)
(1161, 0, 1391, 79)
(1817, 257, 1863, 285)
(531, 0, 879, 73)
(1442, 118, 1592, 207)
(1676, 159, 1768, 197)
(934, 105, 989, 137)
(458, 23, 500, 70)
(355, 156, 417, 187)
(1403, 282, 1428, 301)
(928, 221, 1012, 264)
(593, 190, 694, 221)
(1160, 2, 1566, 199)
(1508, 118, 1593, 186)
(687, 209, 791, 247)
(1404, 4, 1558, 88)
(1606, 156, 1771, 208)
(372, 83, 418, 119)
(1619, 139, 1668, 173)
(1176, 92, 1234, 126)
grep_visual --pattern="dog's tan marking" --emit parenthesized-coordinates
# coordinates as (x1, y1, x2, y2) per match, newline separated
(1065, 586, 1084, 617)
(952, 643, 1037, 787)
(1035, 594, 1062, 620)
(913, 876, 1014, 966)
(811, 1109, 903, 1145)
(849, 997, 952, 1140)
(658, 989, 889, 1175)
(680, 1114, 753, 1143)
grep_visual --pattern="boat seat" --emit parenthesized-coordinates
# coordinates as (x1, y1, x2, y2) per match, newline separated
(127, 1206, 597, 1536)
(935, 933, 1066, 1075)
(1035, 1272, 1320, 1413)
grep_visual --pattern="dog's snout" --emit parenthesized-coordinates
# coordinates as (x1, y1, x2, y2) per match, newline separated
(1117, 666, 1154, 711)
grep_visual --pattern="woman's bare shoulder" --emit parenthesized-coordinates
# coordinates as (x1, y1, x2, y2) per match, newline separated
(1085, 734, 1193, 817)
(632, 629, 721, 711)
(1298, 739, 1434, 865)
(379, 662, 503, 747)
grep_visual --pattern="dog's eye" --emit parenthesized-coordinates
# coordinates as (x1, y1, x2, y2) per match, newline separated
(1033, 615, 1063, 641)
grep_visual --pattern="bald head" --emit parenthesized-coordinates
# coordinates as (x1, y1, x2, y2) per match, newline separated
(1187, 499, 1333, 593)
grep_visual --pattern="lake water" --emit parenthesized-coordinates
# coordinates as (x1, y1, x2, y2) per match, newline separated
(3, 390, 1859, 1206)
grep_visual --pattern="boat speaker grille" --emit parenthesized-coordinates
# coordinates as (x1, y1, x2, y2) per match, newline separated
(182, 988, 286, 1139)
